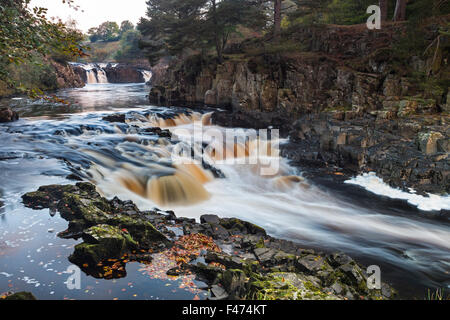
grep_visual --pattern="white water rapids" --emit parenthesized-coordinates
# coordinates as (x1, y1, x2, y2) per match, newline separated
(87, 113, 450, 292)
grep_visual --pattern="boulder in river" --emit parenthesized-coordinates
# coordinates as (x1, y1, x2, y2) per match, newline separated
(0, 107, 19, 123)
(70, 224, 138, 267)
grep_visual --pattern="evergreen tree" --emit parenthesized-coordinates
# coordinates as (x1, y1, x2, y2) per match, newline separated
(139, 0, 266, 65)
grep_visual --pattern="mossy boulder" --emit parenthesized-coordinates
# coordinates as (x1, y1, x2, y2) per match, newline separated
(70, 225, 137, 267)
(1, 292, 37, 300)
(220, 218, 266, 236)
(249, 272, 337, 300)
(106, 215, 168, 248)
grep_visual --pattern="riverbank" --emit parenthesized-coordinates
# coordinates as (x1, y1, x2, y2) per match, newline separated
(0, 58, 85, 99)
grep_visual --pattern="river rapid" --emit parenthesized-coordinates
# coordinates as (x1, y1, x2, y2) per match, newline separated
(0, 83, 448, 300)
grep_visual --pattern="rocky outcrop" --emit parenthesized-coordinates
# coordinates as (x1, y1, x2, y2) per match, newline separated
(0, 107, 19, 123)
(22, 183, 396, 299)
(104, 64, 146, 83)
(50, 60, 85, 89)
(149, 22, 449, 195)
(282, 113, 449, 195)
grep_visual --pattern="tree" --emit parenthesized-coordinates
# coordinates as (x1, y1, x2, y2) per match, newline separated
(97, 21, 120, 41)
(274, 0, 282, 38)
(380, 0, 388, 21)
(88, 21, 120, 42)
(115, 29, 145, 62)
(120, 20, 135, 37)
(205, 0, 266, 62)
(138, 0, 207, 65)
(0, 0, 86, 92)
(139, 0, 266, 65)
(88, 27, 100, 42)
(393, 0, 407, 21)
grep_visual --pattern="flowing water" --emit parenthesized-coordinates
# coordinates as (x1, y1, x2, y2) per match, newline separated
(0, 83, 449, 300)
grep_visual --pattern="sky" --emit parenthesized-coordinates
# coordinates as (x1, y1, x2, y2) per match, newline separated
(30, 0, 148, 32)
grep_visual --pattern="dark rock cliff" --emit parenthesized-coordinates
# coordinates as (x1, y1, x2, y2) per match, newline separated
(149, 22, 449, 195)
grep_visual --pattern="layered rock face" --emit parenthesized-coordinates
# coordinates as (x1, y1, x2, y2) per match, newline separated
(284, 114, 449, 195)
(49, 60, 85, 89)
(150, 23, 449, 195)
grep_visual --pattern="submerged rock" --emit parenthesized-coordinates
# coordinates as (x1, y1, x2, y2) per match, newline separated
(102, 114, 126, 123)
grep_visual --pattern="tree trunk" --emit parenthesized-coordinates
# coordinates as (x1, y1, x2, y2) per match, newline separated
(379, 0, 388, 22)
(274, 0, 282, 39)
(393, 0, 407, 21)
(211, 0, 223, 63)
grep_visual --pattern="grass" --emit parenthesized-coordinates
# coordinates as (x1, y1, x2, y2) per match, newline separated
(426, 288, 450, 300)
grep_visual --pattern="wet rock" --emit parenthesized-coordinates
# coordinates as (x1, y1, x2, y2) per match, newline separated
(327, 253, 354, 268)
(141, 127, 172, 138)
(201, 214, 220, 225)
(338, 263, 366, 287)
(295, 255, 328, 274)
(66, 173, 83, 181)
(206, 252, 249, 269)
(209, 224, 230, 240)
(210, 284, 229, 300)
(0, 107, 19, 123)
(220, 218, 266, 236)
(188, 263, 224, 283)
(221, 269, 247, 298)
(58, 219, 86, 239)
(102, 114, 126, 123)
(70, 224, 137, 267)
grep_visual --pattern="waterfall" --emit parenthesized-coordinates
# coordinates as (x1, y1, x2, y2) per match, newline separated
(77, 63, 109, 84)
(70, 62, 152, 84)
(86, 69, 98, 84)
(96, 69, 109, 84)
(141, 70, 152, 83)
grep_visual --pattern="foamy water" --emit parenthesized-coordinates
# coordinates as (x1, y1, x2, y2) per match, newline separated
(346, 173, 450, 211)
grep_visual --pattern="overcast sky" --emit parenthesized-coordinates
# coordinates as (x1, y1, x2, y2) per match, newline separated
(31, 0, 148, 32)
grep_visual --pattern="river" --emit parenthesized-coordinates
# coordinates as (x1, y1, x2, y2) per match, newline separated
(0, 83, 449, 300)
